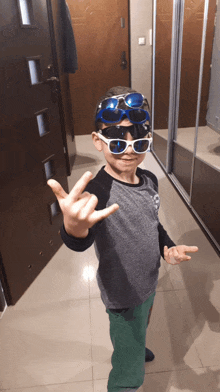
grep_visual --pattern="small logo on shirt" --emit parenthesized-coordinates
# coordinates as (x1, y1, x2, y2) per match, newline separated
(150, 194, 160, 213)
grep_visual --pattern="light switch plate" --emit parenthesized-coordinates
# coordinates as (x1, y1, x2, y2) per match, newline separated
(138, 37, 146, 45)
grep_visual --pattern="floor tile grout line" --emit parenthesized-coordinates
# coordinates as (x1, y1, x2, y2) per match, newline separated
(0, 379, 94, 391)
(144, 366, 207, 375)
(92, 364, 216, 382)
(88, 260, 95, 392)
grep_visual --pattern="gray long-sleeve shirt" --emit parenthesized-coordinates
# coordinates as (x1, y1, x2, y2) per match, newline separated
(61, 167, 175, 309)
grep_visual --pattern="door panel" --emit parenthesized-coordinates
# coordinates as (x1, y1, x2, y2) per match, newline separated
(177, 0, 216, 129)
(191, 158, 220, 244)
(173, 0, 216, 195)
(50, 0, 76, 174)
(0, 0, 68, 304)
(154, 0, 215, 194)
(67, 0, 130, 135)
(152, 0, 220, 252)
(172, 142, 193, 195)
(153, 132, 169, 168)
(154, 0, 215, 130)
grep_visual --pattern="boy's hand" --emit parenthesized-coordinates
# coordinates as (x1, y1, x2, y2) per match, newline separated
(164, 245, 198, 265)
(47, 171, 119, 238)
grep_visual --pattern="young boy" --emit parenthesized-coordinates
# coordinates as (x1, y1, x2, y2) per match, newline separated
(47, 86, 198, 392)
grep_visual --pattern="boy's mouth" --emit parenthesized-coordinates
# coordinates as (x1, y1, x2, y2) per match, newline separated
(120, 158, 136, 162)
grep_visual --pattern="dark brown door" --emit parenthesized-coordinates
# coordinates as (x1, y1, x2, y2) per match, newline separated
(67, 0, 130, 135)
(0, 0, 69, 304)
(50, 0, 77, 174)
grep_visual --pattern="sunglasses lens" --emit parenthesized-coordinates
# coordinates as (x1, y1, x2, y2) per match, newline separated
(128, 109, 149, 123)
(102, 98, 118, 110)
(125, 93, 143, 108)
(101, 124, 150, 139)
(130, 124, 150, 138)
(101, 109, 122, 123)
(101, 125, 132, 139)
(109, 140, 126, 154)
(134, 139, 150, 153)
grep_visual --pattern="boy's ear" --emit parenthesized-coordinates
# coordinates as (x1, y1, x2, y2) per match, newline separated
(92, 132, 103, 152)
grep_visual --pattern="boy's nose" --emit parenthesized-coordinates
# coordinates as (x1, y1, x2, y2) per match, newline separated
(123, 132, 135, 154)
(126, 145, 134, 154)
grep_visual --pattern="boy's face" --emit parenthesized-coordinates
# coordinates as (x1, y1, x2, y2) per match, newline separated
(92, 118, 148, 175)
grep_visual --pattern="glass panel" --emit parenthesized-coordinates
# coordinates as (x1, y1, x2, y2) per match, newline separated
(196, 0, 220, 171)
(44, 161, 54, 180)
(172, 142, 193, 195)
(28, 60, 40, 85)
(191, 0, 220, 250)
(196, 126, 220, 169)
(173, 0, 206, 195)
(191, 158, 220, 248)
(176, 0, 205, 142)
(153, 0, 173, 167)
(36, 112, 48, 137)
(19, 0, 31, 25)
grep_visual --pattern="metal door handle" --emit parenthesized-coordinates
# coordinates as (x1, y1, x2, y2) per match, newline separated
(121, 51, 127, 70)
(45, 76, 59, 83)
(44, 76, 59, 103)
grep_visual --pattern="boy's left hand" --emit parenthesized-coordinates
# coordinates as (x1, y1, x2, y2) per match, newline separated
(164, 245, 199, 265)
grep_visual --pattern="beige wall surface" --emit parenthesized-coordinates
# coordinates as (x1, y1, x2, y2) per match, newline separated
(130, 0, 152, 107)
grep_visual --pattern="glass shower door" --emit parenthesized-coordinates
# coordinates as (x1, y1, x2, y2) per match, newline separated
(152, 0, 220, 252)
(190, 0, 220, 248)
(170, 0, 216, 198)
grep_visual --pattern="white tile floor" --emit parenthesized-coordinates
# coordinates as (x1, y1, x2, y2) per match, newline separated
(0, 135, 220, 392)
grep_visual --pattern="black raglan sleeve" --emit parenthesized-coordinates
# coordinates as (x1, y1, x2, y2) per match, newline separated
(158, 223, 176, 258)
(60, 223, 97, 252)
(60, 168, 112, 252)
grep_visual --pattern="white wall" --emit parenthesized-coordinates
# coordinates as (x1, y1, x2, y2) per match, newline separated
(130, 0, 153, 106)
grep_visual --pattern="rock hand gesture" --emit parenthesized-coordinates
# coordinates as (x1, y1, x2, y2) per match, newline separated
(47, 171, 119, 238)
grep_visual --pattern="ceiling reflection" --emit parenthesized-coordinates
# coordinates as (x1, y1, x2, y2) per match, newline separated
(82, 265, 96, 283)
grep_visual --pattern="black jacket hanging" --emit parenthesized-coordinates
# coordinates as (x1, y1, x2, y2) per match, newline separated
(60, 0, 78, 74)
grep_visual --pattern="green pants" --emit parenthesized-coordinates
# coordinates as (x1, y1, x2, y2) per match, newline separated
(106, 292, 156, 392)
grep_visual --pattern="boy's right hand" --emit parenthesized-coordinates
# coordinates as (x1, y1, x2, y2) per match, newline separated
(47, 171, 119, 238)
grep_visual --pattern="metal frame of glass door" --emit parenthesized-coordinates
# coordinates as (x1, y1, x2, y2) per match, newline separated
(166, 0, 185, 175)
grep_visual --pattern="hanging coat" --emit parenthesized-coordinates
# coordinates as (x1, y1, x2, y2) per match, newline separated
(60, 0, 78, 74)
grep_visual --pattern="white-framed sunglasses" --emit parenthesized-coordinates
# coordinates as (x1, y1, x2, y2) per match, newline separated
(98, 133, 152, 154)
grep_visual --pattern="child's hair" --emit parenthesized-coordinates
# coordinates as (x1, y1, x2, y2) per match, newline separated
(94, 86, 151, 132)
